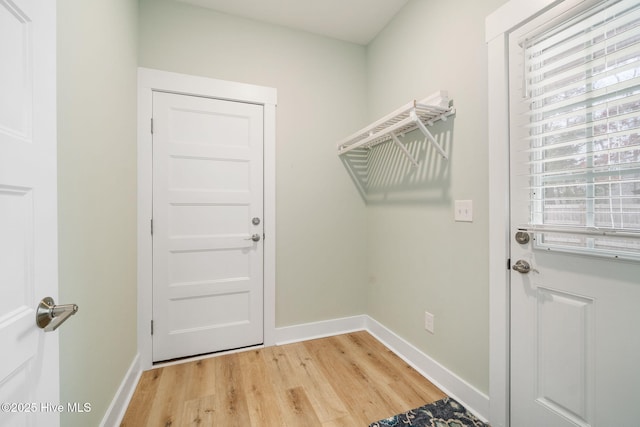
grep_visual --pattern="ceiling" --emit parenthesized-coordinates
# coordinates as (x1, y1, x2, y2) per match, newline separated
(176, 0, 409, 45)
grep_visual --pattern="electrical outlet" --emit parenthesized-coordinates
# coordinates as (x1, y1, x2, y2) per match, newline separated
(424, 311, 435, 334)
(454, 200, 473, 222)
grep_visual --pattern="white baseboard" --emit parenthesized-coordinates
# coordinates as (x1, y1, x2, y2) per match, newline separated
(364, 317, 489, 421)
(275, 315, 367, 345)
(275, 315, 489, 422)
(100, 353, 142, 427)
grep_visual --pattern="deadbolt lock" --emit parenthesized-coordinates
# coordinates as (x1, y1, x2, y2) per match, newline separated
(515, 231, 530, 244)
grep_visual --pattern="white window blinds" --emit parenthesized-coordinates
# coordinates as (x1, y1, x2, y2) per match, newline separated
(522, 0, 640, 259)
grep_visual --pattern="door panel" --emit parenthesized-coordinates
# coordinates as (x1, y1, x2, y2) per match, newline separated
(0, 0, 31, 139)
(535, 287, 593, 421)
(0, 0, 58, 425)
(169, 204, 249, 236)
(152, 92, 264, 362)
(170, 157, 250, 190)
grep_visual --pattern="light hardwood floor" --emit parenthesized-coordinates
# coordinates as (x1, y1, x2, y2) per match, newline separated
(121, 331, 446, 426)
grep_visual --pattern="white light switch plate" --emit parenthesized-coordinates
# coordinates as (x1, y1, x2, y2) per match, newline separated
(454, 200, 473, 222)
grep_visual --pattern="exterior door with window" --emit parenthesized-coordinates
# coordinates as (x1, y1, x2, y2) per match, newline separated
(508, 1, 640, 425)
(151, 92, 264, 362)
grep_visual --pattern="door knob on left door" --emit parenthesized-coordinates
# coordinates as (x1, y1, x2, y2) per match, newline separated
(36, 297, 78, 332)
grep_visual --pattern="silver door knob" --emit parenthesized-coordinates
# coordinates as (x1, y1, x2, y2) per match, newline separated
(512, 259, 531, 274)
(245, 233, 261, 242)
(36, 297, 78, 332)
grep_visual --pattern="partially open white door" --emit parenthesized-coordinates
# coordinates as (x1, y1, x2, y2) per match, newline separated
(0, 0, 59, 425)
(152, 92, 264, 362)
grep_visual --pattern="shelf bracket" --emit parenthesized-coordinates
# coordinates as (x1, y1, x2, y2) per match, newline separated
(411, 110, 448, 159)
(390, 132, 419, 167)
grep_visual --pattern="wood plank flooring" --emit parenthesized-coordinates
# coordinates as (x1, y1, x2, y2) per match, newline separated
(121, 331, 446, 426)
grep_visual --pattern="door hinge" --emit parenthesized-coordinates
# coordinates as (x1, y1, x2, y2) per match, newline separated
(150, 218, 153, 235)
(150, 118, 154, 134)
(151, 320, 154, 335)
(507, 258, 511, 270)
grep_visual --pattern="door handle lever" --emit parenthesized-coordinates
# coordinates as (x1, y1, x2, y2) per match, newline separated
(512, 259, 531, 274)
(244, 234, 261, 242)
(36, 297, 78, 332)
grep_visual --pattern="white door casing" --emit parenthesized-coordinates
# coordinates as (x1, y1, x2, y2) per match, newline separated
(0, 0, 59, 426)
(152, 92, 264, 362)
(488, 1, 640, 426)
(137, 68, 277, 369)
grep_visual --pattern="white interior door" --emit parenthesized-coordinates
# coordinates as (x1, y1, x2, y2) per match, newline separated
(0, 0, 59, 426)
(508, 1, 640, 425)
(152, 91, 264, 362)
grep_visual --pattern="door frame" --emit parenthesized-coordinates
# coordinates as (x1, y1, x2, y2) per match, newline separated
(137, 67, 277, 370)
(486, 1, 595, 426)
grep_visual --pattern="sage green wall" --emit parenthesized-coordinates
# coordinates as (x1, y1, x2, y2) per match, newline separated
(57, 0, 138, 425)
(138, 0, 369, 326)
(365, 0, 507, 394)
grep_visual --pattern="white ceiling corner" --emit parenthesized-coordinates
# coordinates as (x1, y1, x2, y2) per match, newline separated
(176, 0, 409, 45)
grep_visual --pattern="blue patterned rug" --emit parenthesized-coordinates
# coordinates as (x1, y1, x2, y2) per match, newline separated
(369, 397, 489, 427)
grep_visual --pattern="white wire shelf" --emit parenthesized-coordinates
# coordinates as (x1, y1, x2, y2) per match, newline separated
(337, 91, 455, 165)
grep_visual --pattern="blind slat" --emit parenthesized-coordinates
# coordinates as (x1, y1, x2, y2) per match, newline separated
(523, 0, 636, 53)
(528, 22, 640, 86)
(524, 160, 640, 179)
(521, 92, 640, 130)
(524, 78, 640, 120)
(526, 108, 640, 140)
(523, 125, 640, 150)
(528, 6, 640, 72)
(527, 65, 640, 110)
(528, 48, 640, 105)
